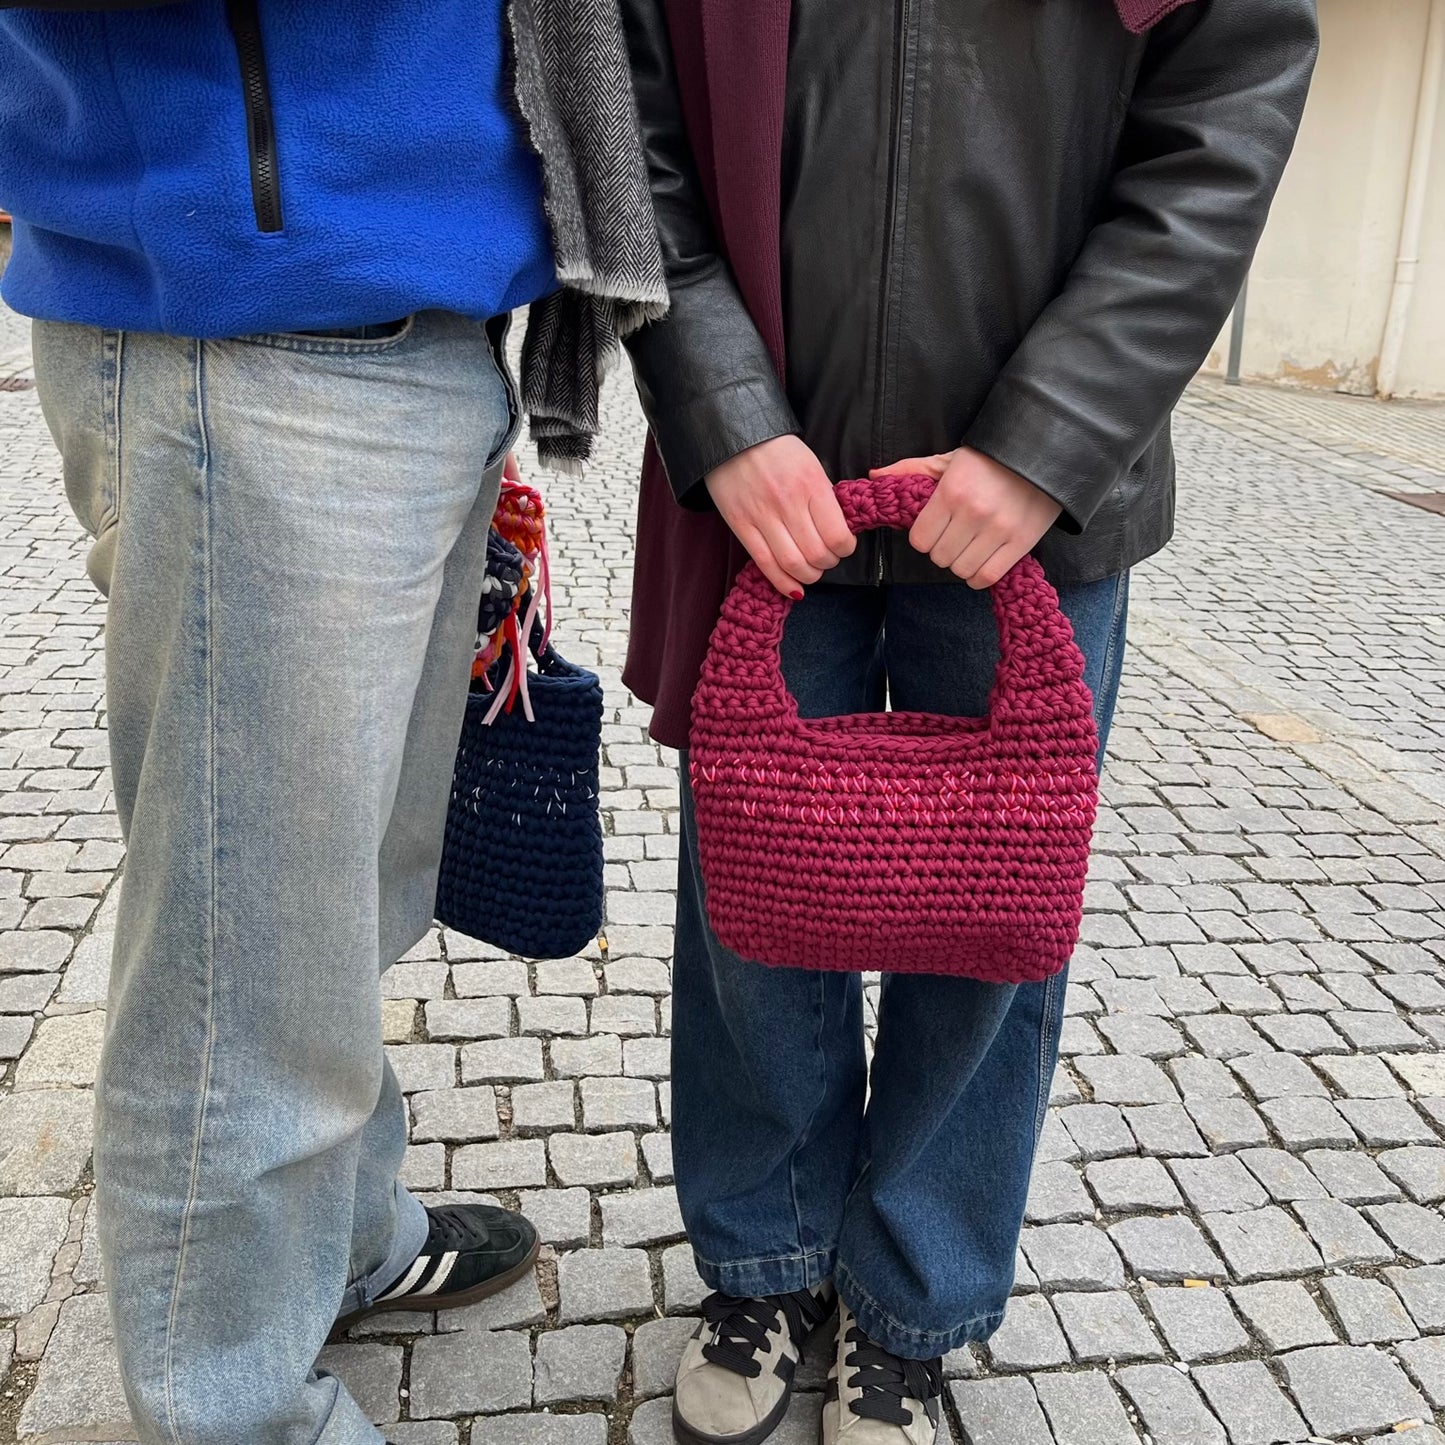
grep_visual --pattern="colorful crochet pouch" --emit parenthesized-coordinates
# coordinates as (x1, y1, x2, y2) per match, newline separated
(689, 473, 1099, 981)
(435, 481, 605, 960)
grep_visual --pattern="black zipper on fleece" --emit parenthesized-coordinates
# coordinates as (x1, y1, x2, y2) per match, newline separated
(226, 0, 283, 233)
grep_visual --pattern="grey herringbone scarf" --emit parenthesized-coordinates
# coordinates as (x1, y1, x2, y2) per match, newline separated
(509, 0, 669, 471)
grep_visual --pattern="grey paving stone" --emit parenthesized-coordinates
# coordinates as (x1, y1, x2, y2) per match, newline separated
(382, 959, 448, 1000)
(1187, 1097, 1271, 1152)
(409, 1326, 532, 1416)
(1385, 1053, 1445, 1096)
(0, 1195, 69, 1315)
(13, 1009, 104, 1088)
(0, 929, 71, 972)
(1293, 1198, 1395, 1267)
(605, 956, 672, 994)
(1033, 1370, 1139, 1445)
(1085, 1156, 1183, 1212)
(599, 1185, 685, 1247)
(472, 1418, 607, 1445)
(1052, 1289, 1164, 1362)
(580, 1075, 657, 1131)
(452, 1139, 547, 1191)
(662, 1241, 709, 1315)
(625, 1036, 672, 1079)
(535, 957, 601, 996)
(591, 994, 657, 1035)
(1025, 1162, 1093, 1224)
(557, 1247, 654, 1322)
(518, 994, 590, 1037)
(632, 1315, 700, 1399)
(1191, 1361, 1309, 1445)
(433, 1271, 547, 1333)
(1230, 1052, 1327, 1102)
(1170, 1155, 1269, 1214)
(1097, 1015, 1185, 1058)
(1279, 1344, 1430, 1438)
(519, 1186, 592, 1248)
(410, 1085, 500, 1143)
(1168, 1056, 1240, 1099)
(1019, 1223, 1124, 1291)
(1144, 1284, 1250, 1360)
(314, 1342, 401, 1425)
(460, 1036, 545, 1083)
(1060, 1103, 1136, 1159)
(533, 1323, 627, 1403)
(512, 1080, 579, 1133)
(1303, 1147, 1401, 1204)
(1320, 1274, 1420, 1345)
(1313, 1053, 1406, 1098)
(390, 1423, 460, 1445)
(0, 970, 58, 1013)
(1077, 1055, 1178, 1105)
(550, 1034, 624, 1078)
(1379, 1146, 1445, 1203)
(1330, 1010, 1425, 1053)
(642, 1131, 674, 1183)
(451, 958, 529, 996)
(424, 997, 511, 1041)
(1117, 1364, 1226, 1445)
(1230, 1280, 1337, 1351)
(16, 1294, 130, 1440)
(1254, 1013, 1349, 1055)
(1366, 1201, 1445, 1263)
(1260, 1096, 1358, 1149)
(628, 1396, 679, 1445)
(949, 1378, 1052, 1445)
(1337, 1096, 1438, 1147)
(985, 1294, 1071, 1372)
(1124, 1102, 1209, 1156)
(550, 1131, 638, 1188)
(1386, 1265, 1445, 1332)
(1395, 1336, 1445, 1408)
(1108, 1216, 1228, 1283)
(1237, 1148, 1328, 1202)
(0, 1088, 94, 1193)
(1203, 1206, 1323, 1281)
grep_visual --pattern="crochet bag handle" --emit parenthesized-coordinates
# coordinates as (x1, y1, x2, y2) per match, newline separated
(713, 473, 1086, 716)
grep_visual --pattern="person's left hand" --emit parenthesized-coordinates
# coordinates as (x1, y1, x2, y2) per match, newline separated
(870, 447, 1063, 589)
(503, 452, 522, 483)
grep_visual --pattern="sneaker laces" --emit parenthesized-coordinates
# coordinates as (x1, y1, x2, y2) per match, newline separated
(424, 1204, 492, 1253)
(842, 1326, 943, 1428)
(699, 1288, 832, 1379)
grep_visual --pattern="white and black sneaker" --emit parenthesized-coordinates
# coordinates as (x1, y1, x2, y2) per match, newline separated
(672, 1283, 837, 1445)
(331, 1202, 539, 1340)
(821, 1305, 944, 1445)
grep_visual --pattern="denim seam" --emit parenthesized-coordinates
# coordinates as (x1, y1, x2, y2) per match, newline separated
(161, 340, 221, 1445)
(692, 1245, 835, 1273)
(835, 1261, 1003, 1350)
(1034, 971, 1064, 1139)
(103, 331, 123, 529)
(787, 966, 832, 1265)
(1097, 572, 1129, 728)
(224, 314, 419, 356)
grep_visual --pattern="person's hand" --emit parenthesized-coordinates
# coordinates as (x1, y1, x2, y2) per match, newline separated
(706, 436, 856, 598)
(870, 447, 1062, 589)
(503, 452, 522, 483)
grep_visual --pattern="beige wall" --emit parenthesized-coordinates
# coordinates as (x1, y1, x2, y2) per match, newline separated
(1202, 0, 1445, 398)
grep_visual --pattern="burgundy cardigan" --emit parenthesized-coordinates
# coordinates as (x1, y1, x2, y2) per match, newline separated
(621, 0, 1194, 750)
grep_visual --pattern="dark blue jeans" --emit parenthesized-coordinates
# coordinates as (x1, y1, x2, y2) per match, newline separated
(673, 572, 1129, 1360)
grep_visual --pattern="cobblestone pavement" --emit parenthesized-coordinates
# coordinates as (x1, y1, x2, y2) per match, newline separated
(2, 297, 1445, 1445)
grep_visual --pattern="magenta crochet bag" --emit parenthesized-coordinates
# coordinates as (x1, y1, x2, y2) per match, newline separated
(689, 473, 1100, 981)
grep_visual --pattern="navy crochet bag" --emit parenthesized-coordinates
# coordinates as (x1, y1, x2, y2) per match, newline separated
(435, 483, 605, 960)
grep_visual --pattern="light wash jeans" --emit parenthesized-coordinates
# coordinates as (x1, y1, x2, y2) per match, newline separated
(32, 310, 518, 1445)
(673, 574, 1129, 1359)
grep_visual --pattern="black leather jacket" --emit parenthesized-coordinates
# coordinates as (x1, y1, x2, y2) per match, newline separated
(623, 0, 1318, 586)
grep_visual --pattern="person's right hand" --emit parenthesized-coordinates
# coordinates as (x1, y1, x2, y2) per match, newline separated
(704, 436, 856, 597)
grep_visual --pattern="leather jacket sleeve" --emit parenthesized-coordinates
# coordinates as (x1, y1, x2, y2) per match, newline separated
(964, 0, 1319, 535)
(618, 0, 800, 508)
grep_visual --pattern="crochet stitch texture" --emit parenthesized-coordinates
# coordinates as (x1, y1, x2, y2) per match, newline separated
(689, 474, 1099, 980)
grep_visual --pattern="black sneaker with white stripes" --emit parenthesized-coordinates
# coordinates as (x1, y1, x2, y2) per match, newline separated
(331, 1202, 539, 1340)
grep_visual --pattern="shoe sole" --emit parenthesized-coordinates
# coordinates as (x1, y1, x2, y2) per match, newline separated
(673, 1387, 794, 1445)
(672, 1307, 839, 1445)
(328, 1234, 542, 1343)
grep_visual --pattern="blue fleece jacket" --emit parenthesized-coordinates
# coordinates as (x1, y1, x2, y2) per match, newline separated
(0, 0, 557, 337)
